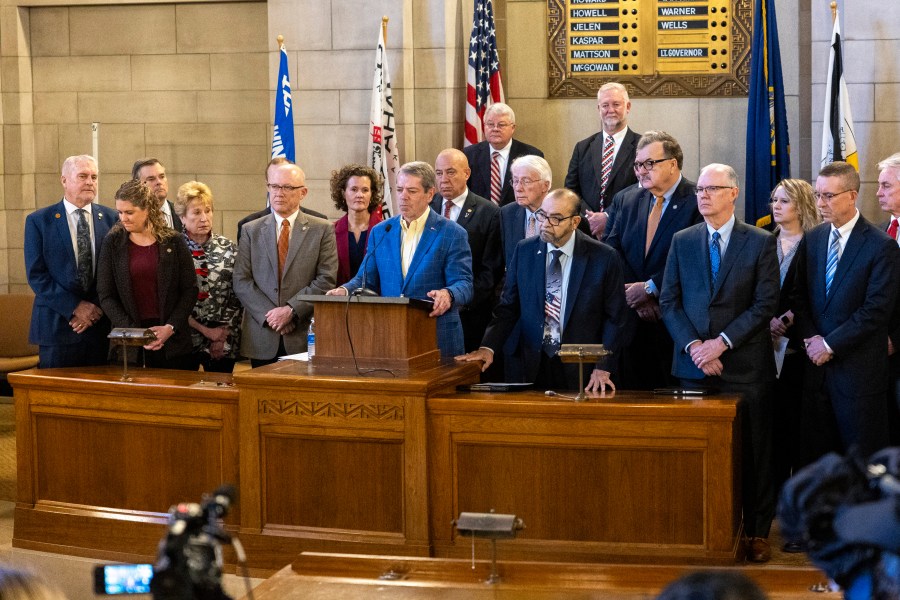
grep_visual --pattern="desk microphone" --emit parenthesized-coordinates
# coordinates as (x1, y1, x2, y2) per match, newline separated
(352, 223, 391, 297)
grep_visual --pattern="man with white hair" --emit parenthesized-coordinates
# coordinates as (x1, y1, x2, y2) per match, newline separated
(660, 163, 779, 562)
(565, 82, 640, 239)
(464, 102, 544, 207)
(875, 152, 900, 443)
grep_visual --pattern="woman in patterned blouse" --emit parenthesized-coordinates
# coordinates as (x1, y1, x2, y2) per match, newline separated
(174, 181, 242, 372)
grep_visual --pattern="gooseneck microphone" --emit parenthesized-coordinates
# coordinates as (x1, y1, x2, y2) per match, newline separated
(352, 223, 392, 297)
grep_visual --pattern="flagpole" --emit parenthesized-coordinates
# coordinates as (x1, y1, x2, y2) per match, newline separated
(382, 16, 388, 46)
(830, 1, 836, 24)
(276, 34, 283, 48)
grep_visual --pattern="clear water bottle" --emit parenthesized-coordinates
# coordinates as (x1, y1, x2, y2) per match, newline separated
(307, 317, 316, 359)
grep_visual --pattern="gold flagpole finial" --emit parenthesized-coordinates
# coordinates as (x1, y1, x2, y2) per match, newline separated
(276, 34, 284, 48)
(830, 1, 837, 24)
(382, 16, 389, 45)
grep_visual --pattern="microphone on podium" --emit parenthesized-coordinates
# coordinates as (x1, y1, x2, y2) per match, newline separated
(352, 223, 392, 297)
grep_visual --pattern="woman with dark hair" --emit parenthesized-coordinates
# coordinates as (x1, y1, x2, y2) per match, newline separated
(97, 179, 198, 370)
(174, 181, 242, 373)
(330, 164, 384, 286)
(767, 178, 821, 525)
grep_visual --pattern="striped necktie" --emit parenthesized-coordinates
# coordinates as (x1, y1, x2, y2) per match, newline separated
(490, 151, 501, 205)
(277, 219, 290, 282)
(825, 229, 841, 297)
(599, 135, 614, 207)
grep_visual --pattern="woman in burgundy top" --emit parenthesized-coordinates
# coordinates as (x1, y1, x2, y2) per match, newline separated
(97, 179, 198, 369)
(330, 164, 384, 286)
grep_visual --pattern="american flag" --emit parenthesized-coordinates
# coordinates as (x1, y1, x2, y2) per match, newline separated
(464, 0, 505, 147)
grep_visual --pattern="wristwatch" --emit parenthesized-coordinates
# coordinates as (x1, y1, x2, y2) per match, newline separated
(643, 281, 654, 297)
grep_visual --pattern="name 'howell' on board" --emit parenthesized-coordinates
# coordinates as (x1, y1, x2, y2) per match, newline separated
(570, 8, 620, 18)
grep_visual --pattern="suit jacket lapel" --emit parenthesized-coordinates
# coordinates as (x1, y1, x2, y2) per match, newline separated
(693, 225, 713, 303)
(608, 129, 634, 181)
(475, 145, 491, 193)
(824, 219, 867, 307)
(563, 237, 587, 329)
(261, 215, 278, 282)
(649, 183, 689, 256)
(458, 194, 477, 224)
(530, 241, 547, 318)
(402, 212, 440, 292)
(55, 202, 78, 268)
(589, 135, 605, 193)
(283, 212, 309, 273)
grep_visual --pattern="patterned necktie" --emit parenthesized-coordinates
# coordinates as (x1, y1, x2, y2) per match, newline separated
(709, 231, 721, 286)
(825, 229, 841, 297)
(75, 208, 93, 291)
(277, 219, 290, 282)
(645, 195, 664, 255)
(527, 214, 537, 238)
(599, 134, 614, 207)
(543, 249, 563, 357)
(443, 200, 453, 219)
(888, 218, 898, 241)
(490, 151, 501, 205)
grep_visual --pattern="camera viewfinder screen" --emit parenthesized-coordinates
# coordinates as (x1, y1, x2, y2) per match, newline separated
(103, 564, 153, 594)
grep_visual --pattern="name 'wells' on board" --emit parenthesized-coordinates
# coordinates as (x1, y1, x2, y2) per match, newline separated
(564, 0, 733, 77)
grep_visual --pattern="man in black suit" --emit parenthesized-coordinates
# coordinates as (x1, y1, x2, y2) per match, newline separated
(793, 161, 900, 463)
(463, 102, 543, 207)
(457, 188, 626, 393)
(565, 82, 639, 239)
(877, 152, 900, 443)
(237, 157, 328, 241)
(605, 131, 702, 389)
(431, 148, 502, 356)
(132, 158, 183, 232)
(660, 163, 779, 562)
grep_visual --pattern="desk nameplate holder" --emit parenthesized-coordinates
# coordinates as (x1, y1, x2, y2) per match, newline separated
(557, 344, 610, 402)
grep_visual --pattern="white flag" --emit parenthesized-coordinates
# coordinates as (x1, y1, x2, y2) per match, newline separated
(368, 27, 400, 218)
(820, 11, 858, 171)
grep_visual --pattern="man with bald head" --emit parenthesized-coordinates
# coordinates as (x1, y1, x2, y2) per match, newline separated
(458, 188, 626, 393)
(464, 102, 544, 206)
(430, 149, 502, 354)
(661, 163, 779, 562)
(234, 162, 338, 367)
(25, 155, 119, 367)
(565, 82, 640, 239)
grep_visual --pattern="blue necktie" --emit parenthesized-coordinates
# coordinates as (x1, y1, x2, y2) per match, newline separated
(709, 231, 721, 286)
(543, 249, 563, 357)
(825, 229, 841, 297)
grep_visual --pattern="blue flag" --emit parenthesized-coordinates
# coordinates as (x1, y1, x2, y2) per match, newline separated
(271, 44, 295, 162)
(744, 0, 790, 225)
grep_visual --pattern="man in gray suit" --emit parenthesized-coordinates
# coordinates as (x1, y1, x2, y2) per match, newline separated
(234, 162, 338, 367)
(660, 163, 779, 562)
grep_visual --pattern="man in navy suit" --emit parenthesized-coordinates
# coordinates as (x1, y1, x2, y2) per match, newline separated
(430, 149, 502, 355)
(329, 162, 474, 358)
(793, 161, 900, 463)
(25, 155, 119, 368)
(565, 82, 640, 239)
(876, 153, 900, 443)
(660, 163, 779, 562)
(605, 131, 702, 389)
(457, 188, 626, 392)
(132, 158, 183, 232)
(463, 103, 543, 207)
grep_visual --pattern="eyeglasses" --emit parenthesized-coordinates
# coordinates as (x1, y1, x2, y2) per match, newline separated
(813, 190, 852, 202)
(633, 157, 674, 172)
(267, 183, 306, 193)
(696, 185, 736, 195)
(535, 210, 576, 226)
(511, 177, 540, 187)
(484, 121, 513, 130)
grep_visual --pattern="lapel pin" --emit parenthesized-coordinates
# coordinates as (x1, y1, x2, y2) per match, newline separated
(98, 213, 103, 219)
(302, 225, 308, 231)
(55, 213, 61, 219)
(465, 208, 473, 217)
(672, 205, 679, 210)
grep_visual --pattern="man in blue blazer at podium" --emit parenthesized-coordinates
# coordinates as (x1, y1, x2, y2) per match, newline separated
(25, 155, 119, 368)
(328, 161, 474, 358)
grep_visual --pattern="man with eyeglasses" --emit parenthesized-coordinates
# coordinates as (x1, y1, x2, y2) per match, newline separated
(565, 82, 640, 239)
(132, 158, 183, 231)
(234, 162, 337, 367)
(660, 163, 779, 562)
(457, 188, 626, 393)
(463, 102, 544, 207)
(236, 157, 328, 242)
(792, 161, 900, 465)
(605, 131, 701, 390)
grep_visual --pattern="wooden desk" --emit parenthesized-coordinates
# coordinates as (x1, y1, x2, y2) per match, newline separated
(10, 367, 239, 562)
(233, 359, 481, 570)
(427, 390, 742, 564)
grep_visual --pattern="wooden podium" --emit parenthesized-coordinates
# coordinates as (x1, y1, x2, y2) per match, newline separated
(299, 295, 439, 370)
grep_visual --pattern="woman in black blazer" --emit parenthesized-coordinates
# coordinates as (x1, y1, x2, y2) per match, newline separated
(97, 179, 198, 370)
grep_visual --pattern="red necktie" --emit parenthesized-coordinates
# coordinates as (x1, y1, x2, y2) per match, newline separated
(889, 218, 898, 241)
(278, 219, 290, 281)
(490, 151, 501, 205)
(443, 200, 453, 219)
